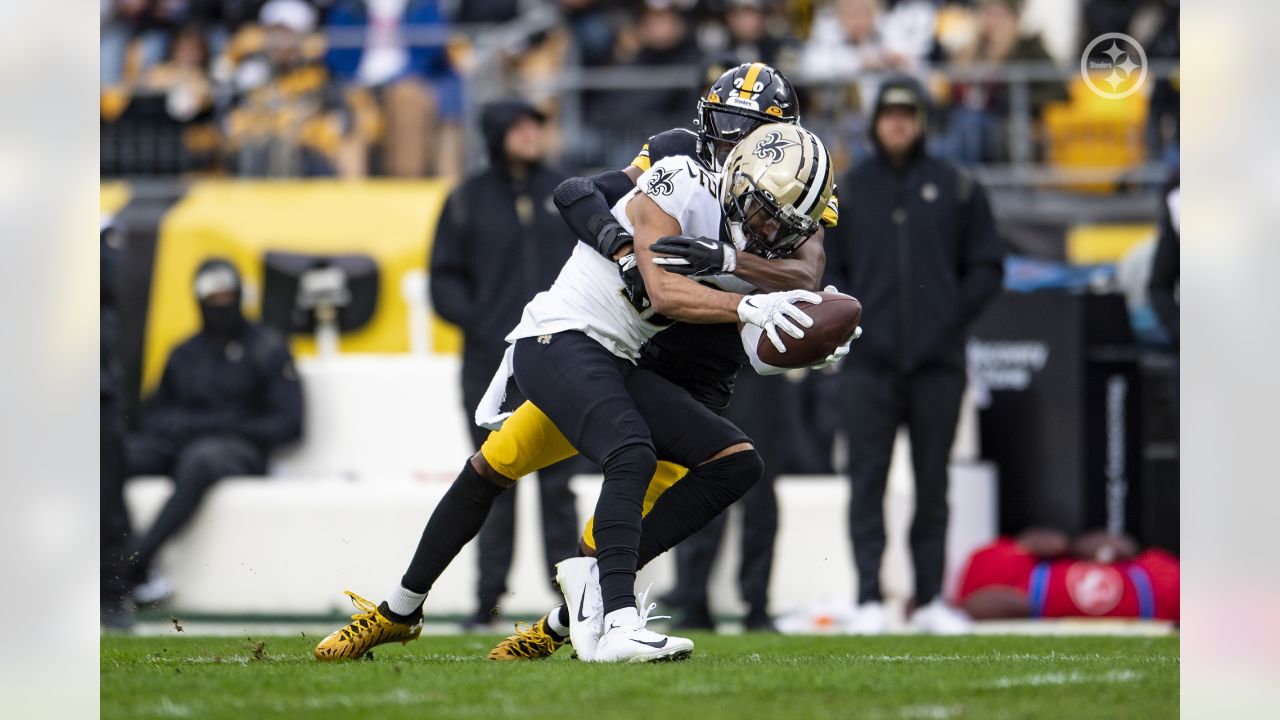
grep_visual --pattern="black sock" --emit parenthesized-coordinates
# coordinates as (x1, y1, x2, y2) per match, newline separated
(592, 443, 657, 615)
(399, 460, 508, 595)
(637, 450, 764, 568)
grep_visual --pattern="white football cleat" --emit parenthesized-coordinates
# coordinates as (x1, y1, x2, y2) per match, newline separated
(555, 557, 604, 661)
(592, 586, 693, 664)
(910, 600, 973, 635)
(132, 574, 176, 606)
(845, 601, 889, 635)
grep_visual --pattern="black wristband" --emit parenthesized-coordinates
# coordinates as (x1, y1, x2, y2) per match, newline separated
(588, 214, 633, 258)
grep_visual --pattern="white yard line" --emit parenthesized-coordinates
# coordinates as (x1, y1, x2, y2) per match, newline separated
(978, 669, 1145, 689)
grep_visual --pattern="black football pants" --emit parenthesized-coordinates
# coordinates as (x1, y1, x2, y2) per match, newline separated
(842, 362, 965, 606)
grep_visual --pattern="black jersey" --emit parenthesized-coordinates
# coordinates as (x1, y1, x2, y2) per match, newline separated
(630, 127, 746, 414)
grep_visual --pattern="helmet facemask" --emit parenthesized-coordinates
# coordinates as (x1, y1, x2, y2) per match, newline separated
(696, 99, 775, 171)
(724, 171, 820, 259)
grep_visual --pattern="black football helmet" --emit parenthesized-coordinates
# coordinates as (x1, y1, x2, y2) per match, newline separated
(695, 62, 800, 171)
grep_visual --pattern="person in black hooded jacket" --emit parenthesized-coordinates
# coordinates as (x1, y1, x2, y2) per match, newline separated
(823, 75, 1004, 634)
(428, 98, 581, 628)
(125, 258, 303, 603)
(101, 216, 134, 629)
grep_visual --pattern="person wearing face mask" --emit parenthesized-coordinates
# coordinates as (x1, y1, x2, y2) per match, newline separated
(124, 258, 303, 604)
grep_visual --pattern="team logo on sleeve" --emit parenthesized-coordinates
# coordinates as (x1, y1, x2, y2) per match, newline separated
(752, 130, 799, 164)
(647, 167, 676, 196)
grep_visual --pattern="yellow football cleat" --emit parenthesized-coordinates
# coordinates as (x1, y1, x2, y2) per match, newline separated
(487, 616, 565, 661)
(314, 590, 422, 661)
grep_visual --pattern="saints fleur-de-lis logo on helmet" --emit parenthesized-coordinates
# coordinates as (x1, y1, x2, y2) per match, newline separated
(751, 130, 799, 164)
(647, 167, 676, 196)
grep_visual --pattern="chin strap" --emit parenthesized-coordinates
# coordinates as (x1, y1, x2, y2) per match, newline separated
(726, 221, 748, 251)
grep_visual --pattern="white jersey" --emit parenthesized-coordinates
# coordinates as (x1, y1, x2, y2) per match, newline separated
(506, 155, 752, 360)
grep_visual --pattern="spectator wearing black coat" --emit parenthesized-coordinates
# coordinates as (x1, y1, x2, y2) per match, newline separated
(126, 258, 303, 603)
(428, 99, 581, 628)
(1148, 173, 1179, 348)
(101, 217, 134, 630)
(824, 76, 1004, 635)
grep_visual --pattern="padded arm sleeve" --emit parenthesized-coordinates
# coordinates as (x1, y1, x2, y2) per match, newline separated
(553, 170, 637, 259)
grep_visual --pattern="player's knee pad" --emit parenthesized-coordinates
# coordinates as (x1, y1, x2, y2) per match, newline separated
(700, 448, 764, 500)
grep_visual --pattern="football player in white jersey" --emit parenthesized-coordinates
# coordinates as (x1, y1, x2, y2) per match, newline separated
(314, 68, 841, 666)
(496, 123, 833, 662)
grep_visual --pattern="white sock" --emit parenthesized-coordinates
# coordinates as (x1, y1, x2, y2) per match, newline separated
(385, 585, 427, 618)
(546, 605, 569, 637)
(603, 606, 639, 633)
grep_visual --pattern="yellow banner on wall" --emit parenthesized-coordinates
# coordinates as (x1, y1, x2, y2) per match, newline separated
(142, 180, 460, 394)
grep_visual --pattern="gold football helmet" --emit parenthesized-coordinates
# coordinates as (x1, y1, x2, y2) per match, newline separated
(720, 123, 834, 259)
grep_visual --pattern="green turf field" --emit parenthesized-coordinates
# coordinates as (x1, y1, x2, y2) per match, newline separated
(102, 633, 1178, 719)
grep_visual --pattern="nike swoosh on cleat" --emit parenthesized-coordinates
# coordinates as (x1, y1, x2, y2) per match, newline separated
(576, 585, 590, 623)
(631, 638, 668, 648)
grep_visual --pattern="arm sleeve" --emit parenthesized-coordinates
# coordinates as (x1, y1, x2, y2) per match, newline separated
(237, 337, 304, 448)
(1147, 190, 1180, 346)
(142, 350, 240, 440)
(955, 179, 1005, 327)
(140, 354, 182, 433)
(428, 191, 475, 328)
(553, 169, 637, 259)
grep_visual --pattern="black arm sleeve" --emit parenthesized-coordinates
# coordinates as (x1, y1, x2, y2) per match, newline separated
(428, 191, 476, 328)
(553, 169, 637, 259)
(956, 179, 1005, 327)
(238, 334, 304, 448)
(1148, 198, 1180, 347)
(142, 348, 239, 441)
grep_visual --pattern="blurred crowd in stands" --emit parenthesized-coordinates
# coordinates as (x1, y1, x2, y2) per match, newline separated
(101, 1, 1181, 631)
(100, 0, 1179, 179)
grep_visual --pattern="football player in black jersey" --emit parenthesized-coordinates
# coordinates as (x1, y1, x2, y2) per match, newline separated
(312, 62, 848, 663)
(478, 62, 844, 659)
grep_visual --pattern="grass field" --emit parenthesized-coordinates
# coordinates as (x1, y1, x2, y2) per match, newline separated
(102, 632, 1178, 719)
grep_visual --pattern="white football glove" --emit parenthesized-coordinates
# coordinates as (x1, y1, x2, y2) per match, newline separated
(810, 285, 862, 370)
(737, 290, 822, 353)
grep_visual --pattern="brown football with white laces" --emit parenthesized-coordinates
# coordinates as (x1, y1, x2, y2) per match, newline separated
(756, 291, 862, 369)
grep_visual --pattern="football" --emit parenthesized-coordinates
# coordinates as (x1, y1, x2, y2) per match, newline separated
(757, 291, 862, 368)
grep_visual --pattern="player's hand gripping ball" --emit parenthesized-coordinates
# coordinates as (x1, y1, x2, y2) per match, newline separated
(756, 290, 862, 369)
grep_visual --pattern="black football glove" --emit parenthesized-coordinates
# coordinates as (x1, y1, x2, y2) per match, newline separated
(617, 252, 650, 313)
(617, 252, 675, 327)
(651, 235, 737, 277)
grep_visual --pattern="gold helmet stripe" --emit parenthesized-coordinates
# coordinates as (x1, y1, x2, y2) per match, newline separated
(738, 62, 765, 100)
